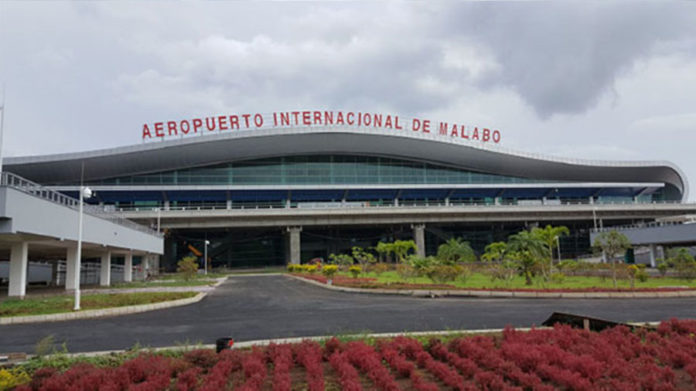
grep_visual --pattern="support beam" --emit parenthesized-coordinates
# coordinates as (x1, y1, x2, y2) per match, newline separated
(65, 245, 79, 291)
(8, 242, 29, 298)
(124, 252, 133, 282)
(286, 226, 302, 264)
(412, 223, 426, 257)
(100, 251, 112, 286)
(649, 244, 657, 268)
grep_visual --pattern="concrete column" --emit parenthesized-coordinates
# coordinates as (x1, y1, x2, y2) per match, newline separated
(226, 199, 232, 210)
(100, 251, 111, 286)
(8, 242, 29, 298)
(287, 227, 302, 264)
(65, 246, 79, 291)
(649, 244, 657, 268)
(285, 199, 291, 208)
(589, 196, 594, 204)
(164, 201, 170, 211)
(394, 198, 399, 207)
(494, 197, 501, 205)
(124, 252, 133, 282)
(412, 223, 426, 257)
(658, 245, 666, 261)
(444, 197, 450, 206)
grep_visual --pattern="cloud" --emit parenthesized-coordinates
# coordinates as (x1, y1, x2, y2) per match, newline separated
(443, 3, 696, 118)
(631, 113, 696, 134)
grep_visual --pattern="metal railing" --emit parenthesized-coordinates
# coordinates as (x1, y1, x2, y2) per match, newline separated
(1, 172, 162, 237)
(591, 219, 696, 234)
(114, 198, 689, 213)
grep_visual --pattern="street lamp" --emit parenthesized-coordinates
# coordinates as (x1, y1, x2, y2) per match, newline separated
(74, 186, 93, 311)
(204, 240, 210, 275)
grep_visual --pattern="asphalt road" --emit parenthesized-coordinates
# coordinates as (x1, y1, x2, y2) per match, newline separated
(2, 275, 696, 354)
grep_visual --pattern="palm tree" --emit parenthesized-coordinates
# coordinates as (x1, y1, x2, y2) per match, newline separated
(508, 229, 546, 283)
(531, 225, 569, 277)
(437, 238, 476, 264)
(481, 241, 507, 263)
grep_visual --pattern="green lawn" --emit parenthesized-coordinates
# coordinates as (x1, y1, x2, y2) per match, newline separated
(0, 292, 198, 317)
(339, 271, 696, 290)
(105, 280, 216, 289)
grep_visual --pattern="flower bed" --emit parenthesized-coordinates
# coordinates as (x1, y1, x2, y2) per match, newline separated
(291, 273, 696, 293)
(16, 319, 696, 390)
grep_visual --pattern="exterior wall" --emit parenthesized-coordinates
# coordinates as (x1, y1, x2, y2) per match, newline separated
(0, 187, 163, 254)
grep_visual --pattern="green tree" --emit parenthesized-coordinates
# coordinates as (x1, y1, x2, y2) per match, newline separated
(392, 240, 417, 263)
(507, 229, 546, 284)
(481, 241, 507, 263)
(437, 238, 476, 264)
(667, 248, 696, 281)
(177, 256, 199, 281)
(351, 246, 376, 267)
(328, 253, 354, 266)
(506, 250, 537, 285)
(375, 242, 394, 263)
(531, 225, 569, 277)
(592, 230, 632, 288)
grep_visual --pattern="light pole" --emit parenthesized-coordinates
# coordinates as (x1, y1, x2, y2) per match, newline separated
(203, 240, 210, 275)
(74, 186, 93, 311)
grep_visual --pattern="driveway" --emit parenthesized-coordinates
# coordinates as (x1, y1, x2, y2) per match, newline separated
(2, 275, 696, 354)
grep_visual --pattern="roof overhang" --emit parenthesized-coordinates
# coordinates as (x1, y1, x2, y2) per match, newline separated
(3, 126, 688, 201)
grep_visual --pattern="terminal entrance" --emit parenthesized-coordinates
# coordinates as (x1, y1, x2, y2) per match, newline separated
(162, 220, 600, 271)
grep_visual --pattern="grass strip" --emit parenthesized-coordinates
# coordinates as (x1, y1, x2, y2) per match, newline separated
(325, 271, 696, 291)
(106, 280, 215, 289)
(0, 292, 198, 317)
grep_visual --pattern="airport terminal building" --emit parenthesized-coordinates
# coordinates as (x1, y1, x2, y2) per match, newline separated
(3, 110, 692, 270)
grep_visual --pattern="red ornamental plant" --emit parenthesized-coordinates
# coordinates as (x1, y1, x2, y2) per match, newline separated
(328, 351, 362, 391)
(268, 344, 293, 391)
(293, 340, 325, 391)
(343, 341, 400, 391)
(16, 319, 696, 391)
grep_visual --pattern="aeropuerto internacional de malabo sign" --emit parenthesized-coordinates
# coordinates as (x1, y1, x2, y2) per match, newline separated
(141, 110, 502, 144)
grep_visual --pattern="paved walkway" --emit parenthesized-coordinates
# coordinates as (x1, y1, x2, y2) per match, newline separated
(1, 275, 696, 354)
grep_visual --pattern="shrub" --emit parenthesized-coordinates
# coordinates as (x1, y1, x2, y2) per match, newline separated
(322, 265, 338, 279)
(287, 264, 301, 273)
(0, 368, 31, 390)
(177, 256, 199, 281)
(348, 265, 362, 278)
(329, 253, 354, 267)
(550, 272, 566, 284)
(305, 265, 318, 274)
(371, 263, 390, 276)
(657, 259, 669, 277)
(424, 265, 463, 284)
(396, 264, 418, 281)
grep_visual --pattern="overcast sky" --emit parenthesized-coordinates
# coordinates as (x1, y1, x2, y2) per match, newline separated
(1, 2, 695, 198)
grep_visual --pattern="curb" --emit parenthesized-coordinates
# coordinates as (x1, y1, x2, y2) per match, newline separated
(47, 326, 555, 359)
(0, 278, 227, 325)
(285, 274, 696, 299)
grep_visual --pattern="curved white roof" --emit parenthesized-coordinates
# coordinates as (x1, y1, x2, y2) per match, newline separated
(3, 126, 688, 200)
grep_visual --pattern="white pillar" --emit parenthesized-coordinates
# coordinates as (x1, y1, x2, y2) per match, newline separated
(164, 201, 170, 211)
(444, 197, 450, 206)
(394, 198, 399, 207)
(8, 242, 28, 298)
(648, 244, 657, 268)
(100, 251, 111, 286)
(287, 227, 302, 264)
(124, 252, 133, 282)
(65, 245, 79, 291)
(412, 223, 426, 257)
(226, 199, 232, 210)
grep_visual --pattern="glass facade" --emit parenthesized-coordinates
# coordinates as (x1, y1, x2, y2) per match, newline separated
(89, 155, 550, 186)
